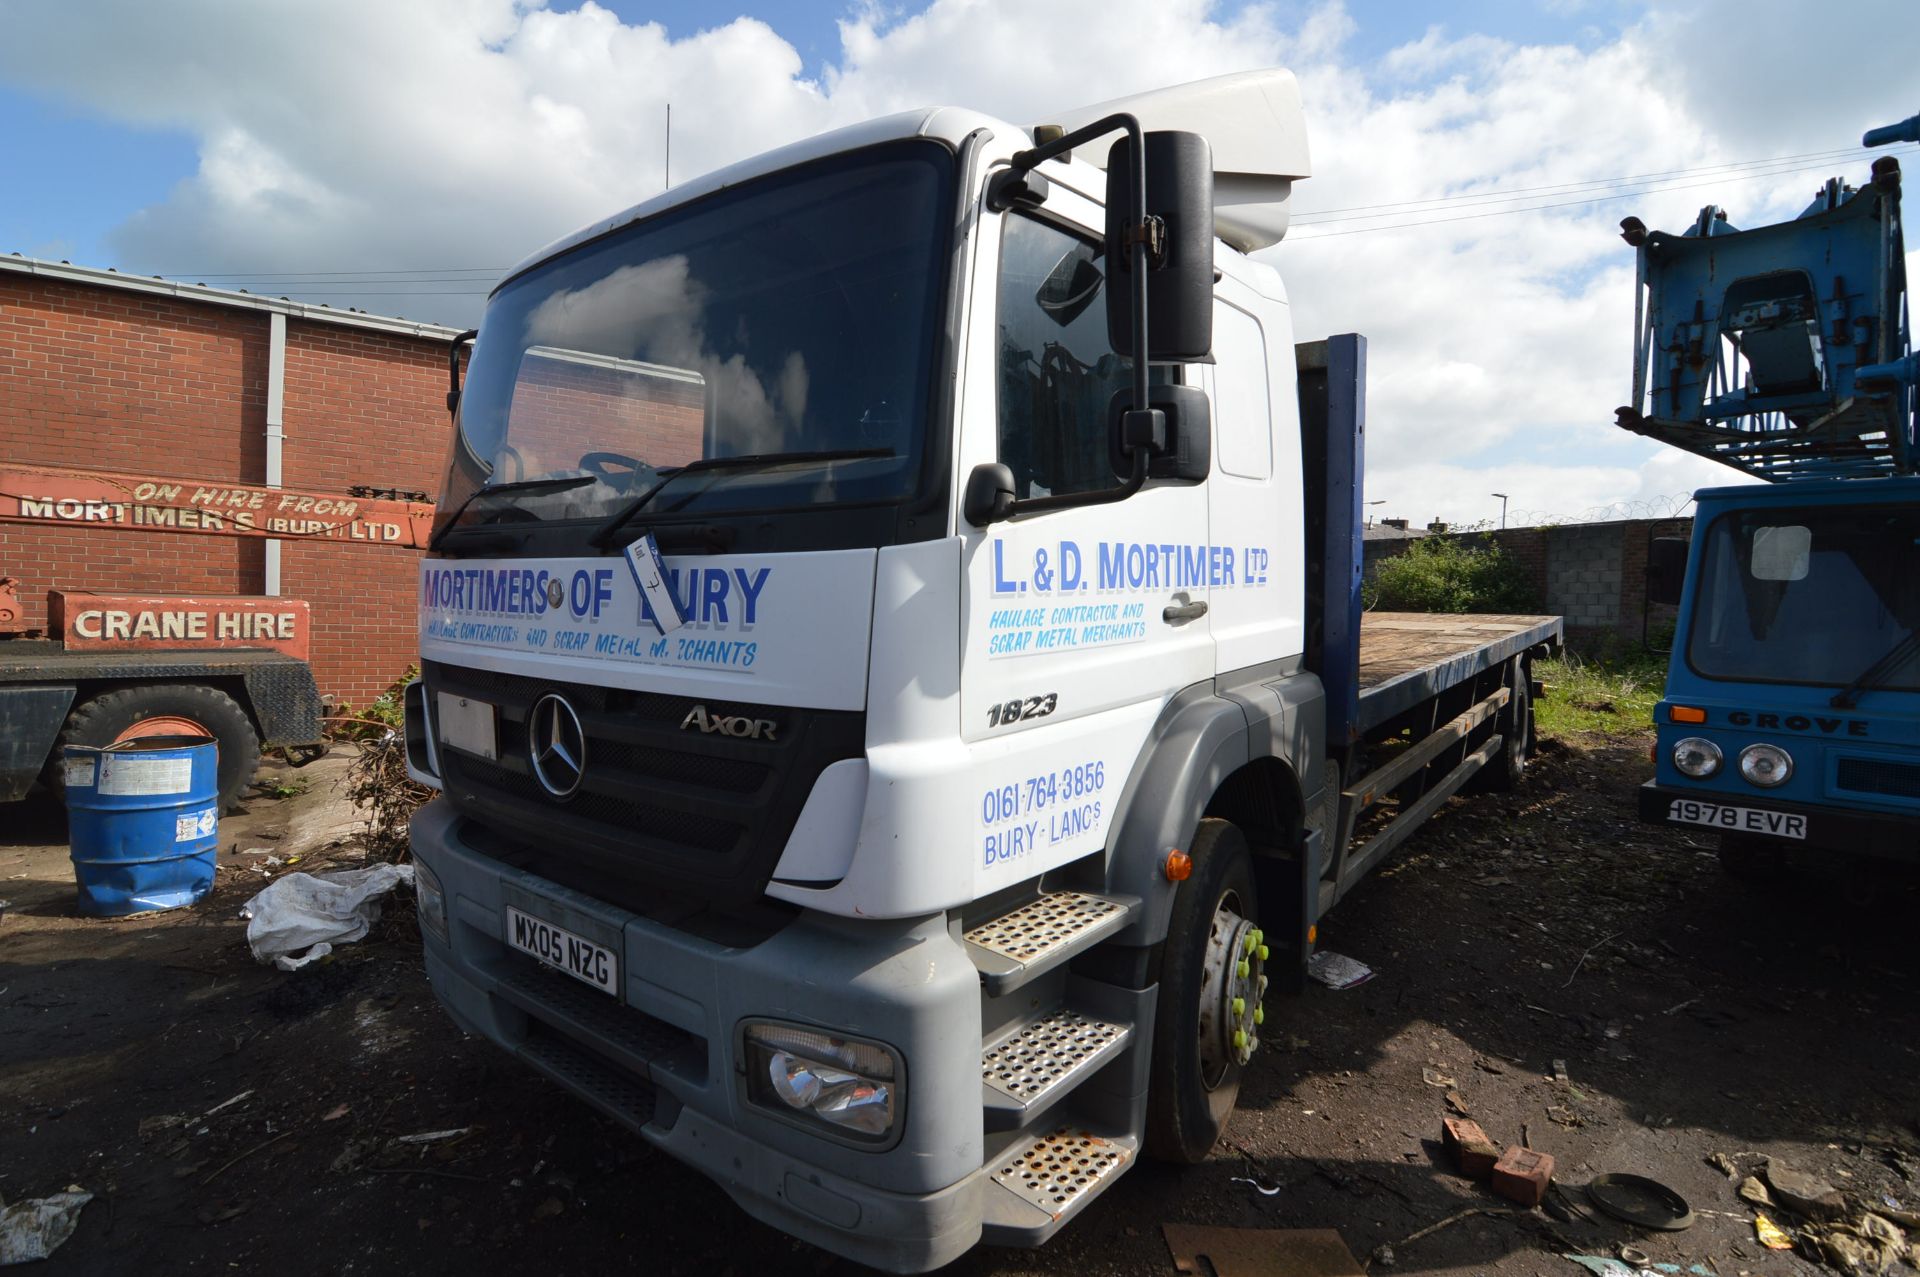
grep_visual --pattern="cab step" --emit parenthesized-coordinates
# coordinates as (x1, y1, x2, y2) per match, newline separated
(979, 1124, 1136, 1247)
(981, 1006, 1130, 1133)
(963, 891, 1134, 996)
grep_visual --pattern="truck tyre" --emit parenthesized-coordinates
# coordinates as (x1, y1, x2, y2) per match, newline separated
(1469, 657, 1533, 793)
(49, 685, 261, 813)
(1146, 818, 1264, 1165)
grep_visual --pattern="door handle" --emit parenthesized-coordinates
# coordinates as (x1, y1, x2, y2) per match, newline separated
(1162, 597, 1209, 624)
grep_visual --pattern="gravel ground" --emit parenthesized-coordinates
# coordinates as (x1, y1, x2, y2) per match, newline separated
(3, 732, 1917, 1276)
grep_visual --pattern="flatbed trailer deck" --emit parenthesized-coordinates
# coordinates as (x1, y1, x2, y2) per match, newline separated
(1355, 612, 1562, 732)
(1310, 610, 1563, 919)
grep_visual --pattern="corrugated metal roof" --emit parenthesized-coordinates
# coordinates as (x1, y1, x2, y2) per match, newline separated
(0, 252, 462, 342)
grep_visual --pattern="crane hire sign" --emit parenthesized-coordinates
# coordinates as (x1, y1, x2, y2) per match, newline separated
(50, 592, 311, 659)
(0, 463, 434, 547)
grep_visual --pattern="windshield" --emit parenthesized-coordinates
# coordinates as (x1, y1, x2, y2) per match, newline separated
(1687, 504, 1920, 690)
(437, 140, 955, 540)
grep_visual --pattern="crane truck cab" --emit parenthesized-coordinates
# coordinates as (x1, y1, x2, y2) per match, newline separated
(1641, 477, 1920, 880)
(1622, 118, 1915, 890)
(403, 69, 1558, 1272)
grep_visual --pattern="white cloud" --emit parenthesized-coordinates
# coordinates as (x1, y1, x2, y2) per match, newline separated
(0, 0, 1909, 520)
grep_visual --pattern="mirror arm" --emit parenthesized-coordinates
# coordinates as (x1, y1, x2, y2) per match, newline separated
(1010, 111, 1150, 420)
(446, 328, 478, 416)
(973, 112, 1151, 526)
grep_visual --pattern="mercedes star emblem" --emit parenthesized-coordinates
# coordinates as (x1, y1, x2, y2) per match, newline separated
(528, 693, 587, 799)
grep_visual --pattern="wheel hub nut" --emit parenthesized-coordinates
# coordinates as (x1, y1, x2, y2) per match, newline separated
(1199, 905, 1268, 1072)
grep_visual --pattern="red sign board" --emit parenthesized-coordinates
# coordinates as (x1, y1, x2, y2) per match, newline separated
(0, 463, 434, 548)
(50, 592, 312, 660)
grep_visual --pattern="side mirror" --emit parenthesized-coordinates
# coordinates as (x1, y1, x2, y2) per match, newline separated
(1108, 384, 1210, 481)
(963, 462, 1017, 526)
(1105, 130, 1214, 363)
(1647, 536, 1689, 606)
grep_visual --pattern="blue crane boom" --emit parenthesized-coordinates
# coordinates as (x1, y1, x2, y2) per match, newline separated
(1614, 120, 1912, 481)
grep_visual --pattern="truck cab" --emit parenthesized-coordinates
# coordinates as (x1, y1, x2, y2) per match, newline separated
(1641, 477, 1920, 876)
(403, 70, 1556, 1272)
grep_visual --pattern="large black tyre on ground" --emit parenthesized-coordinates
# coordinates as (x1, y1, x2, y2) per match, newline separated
(49, 684, 261, 813)
(1146, 817, 1258, 1165)
(1468, 656, 1533, 794)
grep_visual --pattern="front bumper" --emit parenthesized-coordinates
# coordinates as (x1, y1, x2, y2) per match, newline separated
(1637, 781, 1920, 863)
(410, 799, 988, 1273)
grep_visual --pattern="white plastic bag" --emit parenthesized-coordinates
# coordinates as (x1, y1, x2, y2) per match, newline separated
(0, 1188, 92, 1264)
(240, 864, 414, 971)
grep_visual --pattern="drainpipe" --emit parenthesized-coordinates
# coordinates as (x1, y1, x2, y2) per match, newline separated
(264, 314, 286, 596)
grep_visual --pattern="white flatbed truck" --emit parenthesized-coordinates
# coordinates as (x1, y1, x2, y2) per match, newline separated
(401, 69, 1562, 1272)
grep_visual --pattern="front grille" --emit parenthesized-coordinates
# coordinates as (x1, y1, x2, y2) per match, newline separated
(426, 660, 864, 907)
(1836, 756, 1920, 800)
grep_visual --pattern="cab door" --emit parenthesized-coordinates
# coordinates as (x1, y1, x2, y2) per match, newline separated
(956, 193, 1214, 899)
(1202, 285, 1303, 674)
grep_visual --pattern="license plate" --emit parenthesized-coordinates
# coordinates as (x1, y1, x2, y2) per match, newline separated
(436, 692, 498, 760)
(504, 905, 619, 995)
(1667, 798, 1807, 840)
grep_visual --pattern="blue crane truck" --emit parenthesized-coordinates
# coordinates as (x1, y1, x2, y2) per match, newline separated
(1620, 114, 1919, 883)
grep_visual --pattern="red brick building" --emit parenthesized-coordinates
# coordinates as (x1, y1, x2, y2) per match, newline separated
(0, 254, 460, 703)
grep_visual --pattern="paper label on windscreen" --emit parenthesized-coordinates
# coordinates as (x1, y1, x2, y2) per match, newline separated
(624, 533, 687, 637)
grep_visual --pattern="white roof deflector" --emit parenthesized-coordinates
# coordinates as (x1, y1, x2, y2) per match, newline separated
(1042, 68, 1313, 252)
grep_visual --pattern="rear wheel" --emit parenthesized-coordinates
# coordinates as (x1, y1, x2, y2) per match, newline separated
(1146, 818, 1266, 1165)
(1469, 657, 1533, 793)
(50, 684, 260, 812)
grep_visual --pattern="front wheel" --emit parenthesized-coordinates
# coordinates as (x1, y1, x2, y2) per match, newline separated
(1145, 818, 1267, 1165)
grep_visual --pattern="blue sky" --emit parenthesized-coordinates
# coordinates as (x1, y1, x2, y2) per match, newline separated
(0, 0, 1911, 524)
(1, 0, 1649, 270)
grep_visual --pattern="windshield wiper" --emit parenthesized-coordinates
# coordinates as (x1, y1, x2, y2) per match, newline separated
(1830, 629, 1920, 708)
(588, 448, 895, 548)
(427, 474, 596, 552)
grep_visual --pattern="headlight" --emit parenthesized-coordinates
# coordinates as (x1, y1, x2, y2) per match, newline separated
(1672, 737, 1722, 778)
(1739, 743, 1793, 788)
(414, 857, 449, 945)
(742, 1022, 898, 1141)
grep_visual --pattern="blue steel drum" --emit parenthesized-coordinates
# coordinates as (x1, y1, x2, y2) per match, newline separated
(64, 736, 220, 916)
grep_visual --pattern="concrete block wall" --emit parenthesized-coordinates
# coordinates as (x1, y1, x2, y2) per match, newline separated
(1362, 517, 1694, 654)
